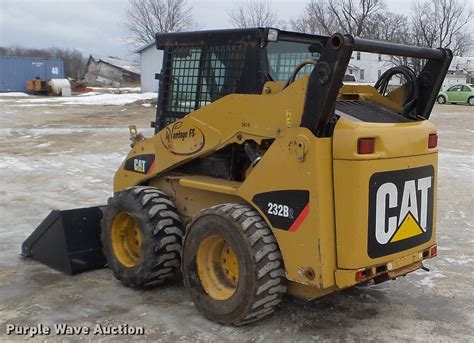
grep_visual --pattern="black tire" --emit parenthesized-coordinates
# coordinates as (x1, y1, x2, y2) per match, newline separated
(182, 204, 287, 325)
(101, 186, 183, 288)
(468, 97, 474, 106)
(437, 95, 446, 104)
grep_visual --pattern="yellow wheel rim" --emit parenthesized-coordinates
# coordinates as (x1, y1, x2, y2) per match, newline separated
(111, 212, 142, 268)
(196, 235, 240, 300)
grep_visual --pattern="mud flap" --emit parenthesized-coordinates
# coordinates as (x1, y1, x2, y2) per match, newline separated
(21, 206, 107, 275)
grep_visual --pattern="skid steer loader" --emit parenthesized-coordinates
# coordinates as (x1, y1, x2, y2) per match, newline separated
(23, 28, 452, 325)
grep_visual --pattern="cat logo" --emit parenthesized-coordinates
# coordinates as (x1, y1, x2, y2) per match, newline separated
(134, 159, 146, 173)
(124, 154, 155, 175)
(368, 166, 435, 258)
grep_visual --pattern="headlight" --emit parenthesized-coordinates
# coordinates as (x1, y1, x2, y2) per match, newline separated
(267, 28, 279, 42)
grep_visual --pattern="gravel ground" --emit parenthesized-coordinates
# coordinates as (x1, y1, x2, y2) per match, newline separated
(0, 96, 472, 342)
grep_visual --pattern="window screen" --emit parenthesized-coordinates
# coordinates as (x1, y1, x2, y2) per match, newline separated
(267, 41, 321, 82)
(162, 44, 246, 116)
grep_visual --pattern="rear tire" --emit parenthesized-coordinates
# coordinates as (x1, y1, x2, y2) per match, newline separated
(437, 95, 446, 104)
(182, 204, 287, 325)
(468, 97, 474, 106)
(101, 186, 183, 288)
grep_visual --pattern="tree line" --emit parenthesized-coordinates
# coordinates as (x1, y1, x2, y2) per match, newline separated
(0, 46, 86, 79)
(124, 0, 473, 56)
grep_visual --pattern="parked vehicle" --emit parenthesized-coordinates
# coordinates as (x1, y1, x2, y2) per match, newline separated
(437, 84, 474, 105)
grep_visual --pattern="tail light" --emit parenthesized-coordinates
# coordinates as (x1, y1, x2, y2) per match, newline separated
(358, 138, 375, 154)
(356, 270, 366, 281)
(430, 245, 437, 257)
(428, 133, 438, 148)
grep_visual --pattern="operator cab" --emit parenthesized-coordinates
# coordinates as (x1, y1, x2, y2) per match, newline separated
(154, 28, 327, 130)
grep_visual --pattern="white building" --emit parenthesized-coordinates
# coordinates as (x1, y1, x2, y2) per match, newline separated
(347, 51, 396, 84)
(135, 42, 164, 93)
(442, 56, 474, 90)
(349, 51, 474, 89)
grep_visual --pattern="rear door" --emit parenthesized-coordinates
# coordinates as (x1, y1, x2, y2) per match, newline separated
(332, 118, 438, 269)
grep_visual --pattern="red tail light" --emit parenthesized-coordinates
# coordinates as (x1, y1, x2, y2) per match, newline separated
(356, 270, 365, 281)
(430, 245, 437, 257)
(358, 138, 375, 154)
(428, 133, 438, 148)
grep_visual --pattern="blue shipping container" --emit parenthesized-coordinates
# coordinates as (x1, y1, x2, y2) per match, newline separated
(0, 56, 65, 92)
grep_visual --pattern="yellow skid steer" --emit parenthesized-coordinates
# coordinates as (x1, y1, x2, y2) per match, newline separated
(23, 28, 451, 325)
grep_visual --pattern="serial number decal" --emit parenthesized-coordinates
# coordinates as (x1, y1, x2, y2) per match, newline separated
(267, 202, 294, 219)
(253, 190, 309, 232)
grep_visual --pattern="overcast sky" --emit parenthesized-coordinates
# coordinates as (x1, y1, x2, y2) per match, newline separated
(0, 0, 469, 60)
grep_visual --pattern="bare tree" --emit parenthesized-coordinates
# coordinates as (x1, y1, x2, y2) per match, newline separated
(363, 12, 410, 43)
(124, 0, 195, 46)
(291, 0, 384, 36)
(411, 0, 473, 55)
(290, 0, 339, 35)
(228, 0, 281, 28)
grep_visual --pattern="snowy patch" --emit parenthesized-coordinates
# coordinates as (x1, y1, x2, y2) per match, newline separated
(437, 246, 452, 251)
(8, 104, 64, 107)
(0, 92, 30, 97)
(12, 92, 157, 106)
(35, 143, 52, 148)
(77, 92, 102, 97)
(0, 127, 129, 136)
(142, 103, 152, 107)
(413, 270, 445, 288)
(444, 256, 474, 266)
(89, 86, 141, 93)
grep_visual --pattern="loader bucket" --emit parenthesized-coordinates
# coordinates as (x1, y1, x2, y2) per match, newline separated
(21, 206, 107, 275)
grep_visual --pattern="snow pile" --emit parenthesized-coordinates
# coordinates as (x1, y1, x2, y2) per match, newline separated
(89, 87, 141, 93)
(13, 92, 157, 106)
(0, 127, 130, 137)
(0, 92, 30, 97)
(63, 92, 157, 105)
(77, 92, 102, 97)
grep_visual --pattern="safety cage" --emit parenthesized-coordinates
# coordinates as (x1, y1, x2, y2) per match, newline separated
(154, 28, 329, 131)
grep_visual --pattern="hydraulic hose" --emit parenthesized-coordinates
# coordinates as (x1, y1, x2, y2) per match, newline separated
(374, 65, 419, 117)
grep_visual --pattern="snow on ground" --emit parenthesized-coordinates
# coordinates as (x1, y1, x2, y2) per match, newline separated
(0, 92, 30, 97)
(8, 92, 157, 106)
(89, 86, 141, 93)
(0, 127, 130, 137)
(0, 101, 472, 341)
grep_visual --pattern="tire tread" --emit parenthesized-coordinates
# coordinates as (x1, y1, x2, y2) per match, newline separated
(196, 203, 287, 325)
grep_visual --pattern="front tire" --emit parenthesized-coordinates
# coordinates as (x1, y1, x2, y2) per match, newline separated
(468, 97, 474, 106)
(182, 204, 287, 325)
(101, 186, 183, 288)
(437, 95, 446, 104)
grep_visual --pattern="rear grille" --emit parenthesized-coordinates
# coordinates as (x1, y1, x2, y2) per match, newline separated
(336, 100, 413, 123)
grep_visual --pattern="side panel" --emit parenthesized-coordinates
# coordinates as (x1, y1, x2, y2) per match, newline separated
(237, 128, 336, 288)
(150, 177, 245, 222)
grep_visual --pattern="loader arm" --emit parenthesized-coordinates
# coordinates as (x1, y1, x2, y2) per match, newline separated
(113, 76, 309, 191)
